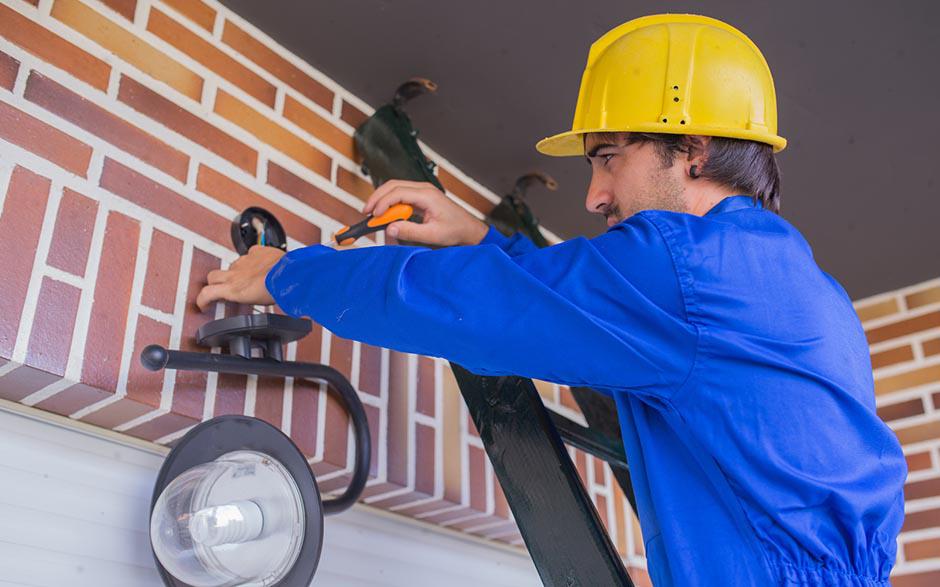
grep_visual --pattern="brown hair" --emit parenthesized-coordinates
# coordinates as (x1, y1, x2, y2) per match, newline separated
(593, 132, 782, 213)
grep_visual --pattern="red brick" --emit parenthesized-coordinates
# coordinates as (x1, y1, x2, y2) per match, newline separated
(125, 315, 172, 407)
(855, 298, 899, 323)
(161, 0, 216, 31)
(904, 537, 940, 561)
(124, 411, 198, 442)
(895, 420, 940, 445)
(0, 364, 61, 402)
(438, 168, 495, 214)
(867, 311, 940, 345)
(34, 381, 110, 416)
(902, 507, 940, 532)
(870, 344, 915, 370)
(906, 451, 934, 472)
(416, 356, 435, 417)
(892, 570, 940, 587)
(363, 402, 380, 478)
(468, 444, 487, 512)
(221, 20, 333, 110)
(877, 398, 924, 422)
(283, 95, 355, 160)
(81, 396, 153, 429)
(118, 75, 257, 173)
(266, 161, 361, 227)
(140, 229, 182, 314)
(170, 248, 220, 418)
(593, 456, 606, 486)
(361, 350, 410, 498)
(574, 449, 589, 487)
(195, 165, 321, 246)
(45, 188, 97, 277)
(213, 372, 248, 416)
(215, 89, 331, 178)
(0, 50, 18, 91)
(336, 166, 373, 202)
(0, 3, 110, 91)
(0, 167, 50, 358)
(560, 385, 580, 412)
(147, 8, 275, 108)
(79, 211, 139, 393)
(924, 337, 940, 357)
(25, 72, 189, 182)
(339, 100, 368, 129)
(467, 412, 480, 437)
(312, 379, 350, 477)
(52, 0, 203, 101)
(628, 567, 654, 587)
(415, 422, 436, 495)
(25, 277, 81, 376)
(100, 0, 136, 21)
(358, 343, 381, 396)
(876, 365, 940, 396)
(595, 493, 610, 530)
(0, 101, 92, 176)
(99, 158, 230, 246)
(290, 377, 320, 458)
(330, 334, 354, 381)
(211, 302, 252, 417)
(254, 375, 286, 427)
(905, 476, 940, 501)
(907, 285, 940, 310)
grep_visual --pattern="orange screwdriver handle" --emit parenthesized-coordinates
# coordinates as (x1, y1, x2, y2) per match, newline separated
(334, 203, 415, 245)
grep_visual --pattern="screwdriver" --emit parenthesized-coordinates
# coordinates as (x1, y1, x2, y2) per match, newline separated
(334, 203, 419, 246)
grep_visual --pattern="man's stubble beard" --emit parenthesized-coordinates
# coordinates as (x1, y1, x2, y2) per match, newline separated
(618, 164, 688, 221)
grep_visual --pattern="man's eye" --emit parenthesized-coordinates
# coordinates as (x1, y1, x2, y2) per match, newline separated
(602, 154, 614, 166)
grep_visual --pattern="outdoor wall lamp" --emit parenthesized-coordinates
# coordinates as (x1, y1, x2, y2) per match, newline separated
(141, 312, 371, 586)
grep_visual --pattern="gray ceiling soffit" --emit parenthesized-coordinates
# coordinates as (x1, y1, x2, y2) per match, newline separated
(221, 0, 938, 299)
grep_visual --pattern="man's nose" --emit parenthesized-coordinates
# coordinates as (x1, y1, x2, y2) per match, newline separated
(585, 174, 613, 215)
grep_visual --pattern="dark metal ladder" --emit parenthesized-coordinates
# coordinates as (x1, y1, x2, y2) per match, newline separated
(450, 364, 638, 587)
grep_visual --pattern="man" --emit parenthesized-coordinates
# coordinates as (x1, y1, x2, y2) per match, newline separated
(197, 14, 905, 586)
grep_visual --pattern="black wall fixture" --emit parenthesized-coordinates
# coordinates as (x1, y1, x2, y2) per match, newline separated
(141, 314, 370, 586)
(141, 203, 372, 585)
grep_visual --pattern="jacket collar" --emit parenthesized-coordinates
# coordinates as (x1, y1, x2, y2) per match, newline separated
(705, 195, 761, 216)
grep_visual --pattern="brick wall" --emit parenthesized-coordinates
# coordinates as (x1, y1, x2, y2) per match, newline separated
(854, 278, 940, 586)
(0, 0, 650, 584)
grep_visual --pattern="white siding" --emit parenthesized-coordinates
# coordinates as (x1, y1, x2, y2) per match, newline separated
(0, 405, 540, 586)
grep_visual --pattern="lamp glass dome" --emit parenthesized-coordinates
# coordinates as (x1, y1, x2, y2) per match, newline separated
(150, 450, 305, 587)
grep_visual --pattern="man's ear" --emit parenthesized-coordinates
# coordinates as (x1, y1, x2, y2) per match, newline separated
(682, 135, 711, 176)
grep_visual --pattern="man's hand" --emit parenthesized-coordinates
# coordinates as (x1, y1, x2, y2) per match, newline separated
(196, 245, 285, 311)
(363, 180, 489, 247)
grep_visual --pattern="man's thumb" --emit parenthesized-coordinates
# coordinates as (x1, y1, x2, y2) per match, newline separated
(387, 220, 433, 243)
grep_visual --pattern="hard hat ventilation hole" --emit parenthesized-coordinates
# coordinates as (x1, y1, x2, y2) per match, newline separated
(673, 97, 680, 102)
(680, 120, 686, 125)
(662, 118, 668, 123)
(673, 85, 679, 90)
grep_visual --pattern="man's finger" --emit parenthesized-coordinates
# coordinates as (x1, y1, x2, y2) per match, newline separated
(372, 185, 439, 217)
(196, 283, 229, 312)
(206, 269, 229, 284)
(365, 181, 438, 215)
(387, 220, 437, 244)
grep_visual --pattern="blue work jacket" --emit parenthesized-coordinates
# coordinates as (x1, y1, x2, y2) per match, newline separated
(267, 195, 906, 586)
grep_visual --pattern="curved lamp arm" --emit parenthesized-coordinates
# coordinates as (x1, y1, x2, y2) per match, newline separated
(141, 344, 370, 516)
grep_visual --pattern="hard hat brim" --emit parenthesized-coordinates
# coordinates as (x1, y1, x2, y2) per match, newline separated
(536, 125, 787, 157)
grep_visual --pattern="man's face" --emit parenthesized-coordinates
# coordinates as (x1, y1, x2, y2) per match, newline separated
(583, 132, 688, 226)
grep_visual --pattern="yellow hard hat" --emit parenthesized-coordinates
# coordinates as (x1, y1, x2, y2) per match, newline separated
(536, 14, 786, 156)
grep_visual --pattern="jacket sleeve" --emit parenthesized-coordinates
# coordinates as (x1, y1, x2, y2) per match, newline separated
(266, 216, 698, 398)
(478, 224, 541, 257)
